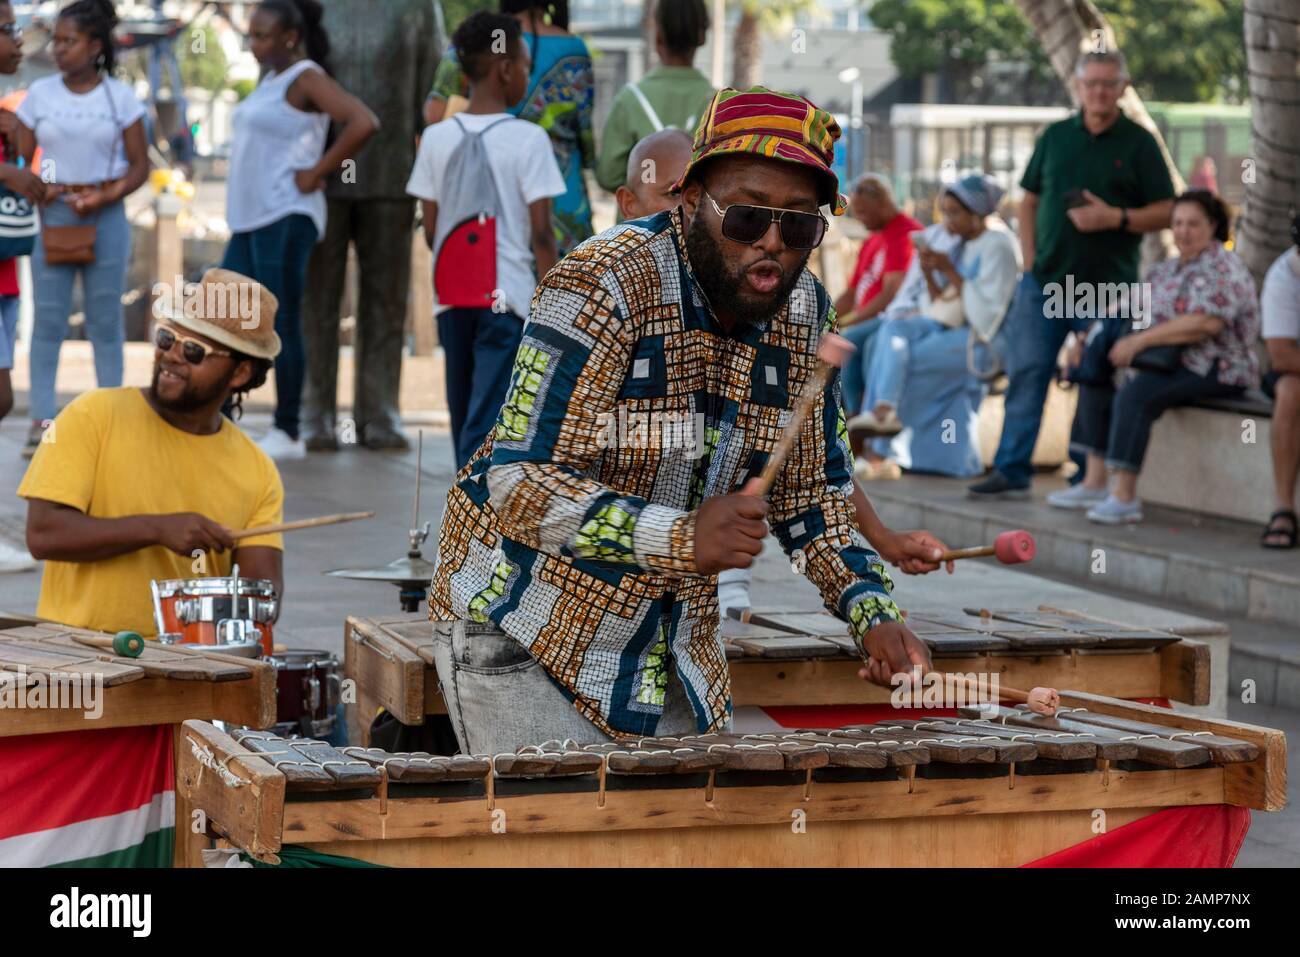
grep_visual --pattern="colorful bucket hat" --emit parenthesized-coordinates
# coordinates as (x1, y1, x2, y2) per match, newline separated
(671, 86, 848, 216)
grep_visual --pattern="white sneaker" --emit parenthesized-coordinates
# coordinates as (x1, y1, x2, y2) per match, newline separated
(847, 408, 903, 439)
(1086, 495, 1144, 525)
(1046, 484, 1108, 510)
(0, 540, 37, 573)
(257, 427, 307, 462)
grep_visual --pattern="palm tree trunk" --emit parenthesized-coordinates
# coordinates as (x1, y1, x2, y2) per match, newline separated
(1016, 0, 1183, 265)
(1237, 0, 1300, 288)
(733, 6, 762, 89)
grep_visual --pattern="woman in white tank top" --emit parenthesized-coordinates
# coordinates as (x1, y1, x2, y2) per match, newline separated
(221, 0, 377, 461)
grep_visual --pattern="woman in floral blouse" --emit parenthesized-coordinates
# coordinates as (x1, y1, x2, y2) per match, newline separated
(1050, 190, 1260, 525)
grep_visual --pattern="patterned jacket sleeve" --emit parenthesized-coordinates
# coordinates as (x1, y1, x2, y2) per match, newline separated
(485, 254, 697, 577)
(766, 303, 904, 655)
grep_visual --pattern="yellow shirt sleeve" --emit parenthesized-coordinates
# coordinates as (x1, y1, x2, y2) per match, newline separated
(235, 453, 285, 551)
(16, 393, 105, 511)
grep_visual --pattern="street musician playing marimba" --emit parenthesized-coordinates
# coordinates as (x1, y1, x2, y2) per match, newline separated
(429, 88, 952, 754)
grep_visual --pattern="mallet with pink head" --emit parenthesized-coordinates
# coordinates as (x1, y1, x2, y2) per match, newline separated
(937, 529, 1037, 566)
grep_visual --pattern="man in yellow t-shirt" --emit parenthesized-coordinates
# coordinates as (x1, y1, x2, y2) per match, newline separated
(18, 269, 286, 637)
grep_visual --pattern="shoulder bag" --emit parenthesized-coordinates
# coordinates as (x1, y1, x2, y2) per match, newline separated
(42, 80, 122, 266)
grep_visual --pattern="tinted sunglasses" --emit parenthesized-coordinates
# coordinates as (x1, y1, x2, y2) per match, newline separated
(155, 325, 231, 365)
(0, 24, 22, 41)
(703, 190, 827, 250)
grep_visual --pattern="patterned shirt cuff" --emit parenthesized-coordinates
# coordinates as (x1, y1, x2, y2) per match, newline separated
(846, 592, 905, 657)
(633, 505, 697, 576)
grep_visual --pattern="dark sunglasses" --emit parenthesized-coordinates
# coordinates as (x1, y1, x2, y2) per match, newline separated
(703, 189, 827, 250)
(155, 325, 231, 365)
(0, 23, 21, 41)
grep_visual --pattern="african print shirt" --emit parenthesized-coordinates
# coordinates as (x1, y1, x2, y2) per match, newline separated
(429, 206, 903, 739)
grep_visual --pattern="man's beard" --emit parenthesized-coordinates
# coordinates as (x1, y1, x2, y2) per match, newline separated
(685, 214, 809, 330)
(150, 363, 236, 411)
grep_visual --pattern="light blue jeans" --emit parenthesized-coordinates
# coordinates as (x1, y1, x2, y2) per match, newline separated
(29, 199, 130, 421)
(431, 620, 709, 755)
(839, 319, 884, 417)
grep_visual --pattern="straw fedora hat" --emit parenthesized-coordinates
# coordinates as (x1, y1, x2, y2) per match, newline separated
(159, 268, 281, 360)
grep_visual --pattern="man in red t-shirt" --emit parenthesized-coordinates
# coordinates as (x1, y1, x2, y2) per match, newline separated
(837, 175, 921, 422)
(836, 175, 921, 326)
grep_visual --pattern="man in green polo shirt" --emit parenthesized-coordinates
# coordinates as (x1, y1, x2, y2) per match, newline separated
(969, 49, 1175, 499)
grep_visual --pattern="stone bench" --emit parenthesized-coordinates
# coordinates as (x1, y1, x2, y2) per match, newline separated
(1141, 390, 1275, 524)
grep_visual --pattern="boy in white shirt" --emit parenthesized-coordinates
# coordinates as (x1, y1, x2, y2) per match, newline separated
(406, 11, 563, 470)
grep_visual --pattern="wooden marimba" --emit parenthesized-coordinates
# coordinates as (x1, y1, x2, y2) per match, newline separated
(175, 691, 1284, 868)
(0, 615, 276, 867)
(342, 606, 1213, 744)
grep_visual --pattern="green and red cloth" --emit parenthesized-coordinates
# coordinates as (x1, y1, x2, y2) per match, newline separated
(0, 725, 174, 867)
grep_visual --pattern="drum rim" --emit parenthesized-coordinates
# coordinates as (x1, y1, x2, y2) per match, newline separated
(154, 577, 276, 597)
(269, 648, 339, 668)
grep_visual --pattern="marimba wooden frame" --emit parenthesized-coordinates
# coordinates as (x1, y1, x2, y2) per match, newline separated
(342, 615, 1211, 744)
(175, 693, 1284, 868)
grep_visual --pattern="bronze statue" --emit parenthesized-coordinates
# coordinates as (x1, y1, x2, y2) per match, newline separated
(301, 0, 445, 451)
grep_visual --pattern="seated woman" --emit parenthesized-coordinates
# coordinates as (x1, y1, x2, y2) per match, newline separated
(850, 174, 1020, 480)
(1048, 190, 1260, 524)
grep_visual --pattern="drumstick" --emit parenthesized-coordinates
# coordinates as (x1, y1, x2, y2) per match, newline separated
(232, 511, 375, 541)
(747, 333, 856, 498)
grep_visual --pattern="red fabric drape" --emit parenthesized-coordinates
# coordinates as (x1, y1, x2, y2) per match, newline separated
(1023, 804, 1250, 867)
(761, 699, 1247, 868)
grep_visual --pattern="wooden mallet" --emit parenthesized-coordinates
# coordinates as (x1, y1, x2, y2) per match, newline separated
(933, 670, 1059, 716)
(73, 631, 145, 659)
(746, 333, 856, 498)
(938, 529, 1036, 566)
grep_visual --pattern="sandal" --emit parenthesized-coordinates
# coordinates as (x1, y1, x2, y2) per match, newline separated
(1261, 509, 1298, 549)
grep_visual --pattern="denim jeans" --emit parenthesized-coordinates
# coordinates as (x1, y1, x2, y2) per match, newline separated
(221, 214, 318, 439)
(430, 620, 708, 755)
(436, 306, 524, 470)
(864, 316, 948, 412)
(991, 273, 1092, 484)
(0, 295, 19, 371)
(29, 199, 130, 421)
(839, 319, 884, 417)
(1071, 367, 1243, 472)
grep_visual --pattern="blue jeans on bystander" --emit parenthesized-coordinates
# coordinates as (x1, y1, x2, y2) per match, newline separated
(221, 213, 318, 439)
(29, 199, 131, 421)
(437, 306, 525, 470)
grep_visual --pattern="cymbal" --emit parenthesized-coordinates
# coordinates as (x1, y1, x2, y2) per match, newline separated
(326, 555, 437, 584)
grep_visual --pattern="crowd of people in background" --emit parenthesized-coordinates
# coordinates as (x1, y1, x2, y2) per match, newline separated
(0, 0, 1294, 580)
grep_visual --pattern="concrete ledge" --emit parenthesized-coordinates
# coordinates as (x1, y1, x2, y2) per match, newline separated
(1142, 404, 1274, 524)
(866, 476, 1299, 629)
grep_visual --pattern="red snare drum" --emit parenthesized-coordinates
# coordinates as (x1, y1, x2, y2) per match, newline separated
(269, 649, 341, 738)
(151, 575, 277, 657)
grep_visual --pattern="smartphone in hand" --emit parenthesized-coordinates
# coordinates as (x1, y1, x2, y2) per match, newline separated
(1063, 188, 1089, 209)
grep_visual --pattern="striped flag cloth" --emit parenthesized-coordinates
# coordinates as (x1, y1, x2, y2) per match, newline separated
(0, 725, 174, 867)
